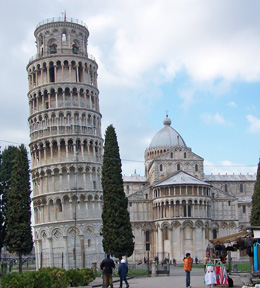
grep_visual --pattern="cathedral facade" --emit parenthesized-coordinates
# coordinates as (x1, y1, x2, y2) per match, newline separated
(124, 115, 255, 263)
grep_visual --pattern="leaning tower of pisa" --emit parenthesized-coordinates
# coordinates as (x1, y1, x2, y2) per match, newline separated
(27, 17, 104, 269)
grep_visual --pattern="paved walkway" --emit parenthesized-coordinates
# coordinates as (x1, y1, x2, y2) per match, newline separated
(92, 267, 244, 288)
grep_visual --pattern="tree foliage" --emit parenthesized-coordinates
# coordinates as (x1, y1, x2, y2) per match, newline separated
(101, 125, 135, 258)
(0, 146, 19, 254)
(4, 144, 33, 272)
(251, 158, 260, 226)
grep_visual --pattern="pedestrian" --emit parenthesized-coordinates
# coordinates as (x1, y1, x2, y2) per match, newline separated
(183, 253, 193, 288)
(100, 254, 115, 288)
(118, 259, 129, 288)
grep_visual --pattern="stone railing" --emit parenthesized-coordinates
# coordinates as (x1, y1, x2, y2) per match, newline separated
(36, 17, 88, 29)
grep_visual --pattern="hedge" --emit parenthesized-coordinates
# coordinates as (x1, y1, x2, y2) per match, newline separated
(1, 267, 95, 288)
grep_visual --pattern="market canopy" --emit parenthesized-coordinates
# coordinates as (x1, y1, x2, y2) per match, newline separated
(209, 230, 250, 245)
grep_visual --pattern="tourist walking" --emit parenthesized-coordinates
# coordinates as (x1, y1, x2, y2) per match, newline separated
(118, 259, 129, 288)
(183, 253, 193, 288)
(100, 254, 115, 288)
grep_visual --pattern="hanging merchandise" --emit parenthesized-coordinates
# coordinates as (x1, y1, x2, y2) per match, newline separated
(253, 242, 260, 271)
(205, 265, 217, 286)
(258, 244, 260, 270)
(215, 264, 228, 286)
(205, 263, 228, 286)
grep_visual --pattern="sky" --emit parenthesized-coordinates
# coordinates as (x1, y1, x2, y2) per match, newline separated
(0, 0, 260, 177)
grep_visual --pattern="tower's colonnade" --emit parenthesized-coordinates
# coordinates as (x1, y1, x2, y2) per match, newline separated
(27, 18, 104, 269)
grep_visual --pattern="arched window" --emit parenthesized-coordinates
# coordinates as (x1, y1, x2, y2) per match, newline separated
(72, 43, 78, 54)
(145, 231, 150, 242)
(171, 152, 173, 158)
(177, 164, 181, 171)
(164, 227, 169, 240)
(56, 199, 62, 212)
(184, 152, 186, 158)
(183, 202, 187, 217)
(188, 201, 192, 217)
(160, 164, 163, 171)
(225, 184, 228, 193)
(50, 43, 57, 54)
(195, 164, 198, 172)
(62, 31, 67, 41)
(240, 183, 243, 193)
(213, 229, 218, 239)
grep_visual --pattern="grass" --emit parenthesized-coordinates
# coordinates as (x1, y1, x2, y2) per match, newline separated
(236, 262, 250, 272)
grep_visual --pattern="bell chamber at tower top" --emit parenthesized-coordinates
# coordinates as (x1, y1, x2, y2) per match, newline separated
(27, 18, 98, 91)
(26, 17, 101, 143)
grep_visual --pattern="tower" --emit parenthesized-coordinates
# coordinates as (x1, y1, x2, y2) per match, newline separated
(27, 17, 103, 269)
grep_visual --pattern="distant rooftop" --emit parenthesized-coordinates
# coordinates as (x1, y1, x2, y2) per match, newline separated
(205, 174, 256, 182)
(123, 170, 147, 182)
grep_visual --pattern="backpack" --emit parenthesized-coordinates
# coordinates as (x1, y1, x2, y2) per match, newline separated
(228, 276, 233, 287)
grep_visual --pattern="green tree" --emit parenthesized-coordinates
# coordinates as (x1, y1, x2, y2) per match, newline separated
(0, 146, 19, 259)
(101, 125, 134, 259)
(251, 158, 260, 226)
(4, 144, 33, 272)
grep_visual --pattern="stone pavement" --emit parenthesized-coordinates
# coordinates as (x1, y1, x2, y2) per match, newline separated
(92, 267, 244, 288)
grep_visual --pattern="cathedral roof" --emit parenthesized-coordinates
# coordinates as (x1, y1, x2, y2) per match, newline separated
(205, 174, 256, 182)
(153, 170, 210, 187)
(149, 115, 187, 149)
(123, 171, 147, 182)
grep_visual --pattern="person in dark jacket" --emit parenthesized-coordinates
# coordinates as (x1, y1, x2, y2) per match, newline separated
(100, 254, 115, 288)
(118, 259, 129, 288)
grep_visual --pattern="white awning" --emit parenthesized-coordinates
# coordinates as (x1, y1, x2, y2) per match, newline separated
(209, 231, 249, 244)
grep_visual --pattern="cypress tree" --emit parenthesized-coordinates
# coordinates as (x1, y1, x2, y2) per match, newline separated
(4, 145, 33, 272)
(101, 125, 135, 259)
(251, 158, 260, 226)
(0, 146, 19, 259)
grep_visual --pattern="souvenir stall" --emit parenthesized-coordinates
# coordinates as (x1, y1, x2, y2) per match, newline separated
(209, 231, 250, 272)
(204, 230, 251, 287)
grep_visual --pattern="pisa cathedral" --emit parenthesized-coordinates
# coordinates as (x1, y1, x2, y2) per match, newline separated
(27, 17, 256, 269)
(123, 115, 256, 263)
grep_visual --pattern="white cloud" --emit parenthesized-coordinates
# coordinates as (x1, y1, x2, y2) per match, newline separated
(204, 159, 257, 175)
(228, 101, 237, 107)
(91, 0, 260, 86)
(200, 113, 225, 125)
(247, 115, 260, 133)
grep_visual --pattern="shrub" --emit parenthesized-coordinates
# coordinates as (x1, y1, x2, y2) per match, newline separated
(1, 267, 95, 288)
(66, 269, 85, 287)
(34, 269, 52, 288)
(79, 268, 95, 286)
(1, 272, 34, 288)
(66, 268, 95, 287)
(44, 267, 68, 288)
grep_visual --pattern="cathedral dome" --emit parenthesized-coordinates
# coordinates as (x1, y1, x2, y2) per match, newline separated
(149, 115, 187, 148)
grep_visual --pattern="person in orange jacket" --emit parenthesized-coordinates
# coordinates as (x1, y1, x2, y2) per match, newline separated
(183, 253, 193, 288)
